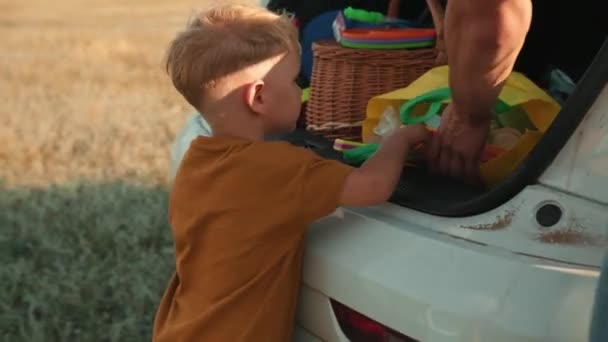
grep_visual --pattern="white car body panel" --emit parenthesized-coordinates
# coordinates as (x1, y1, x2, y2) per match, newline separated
(541, 85, 608, 205)
(295, 194, 601, 341)
(336, 185, 607, 268)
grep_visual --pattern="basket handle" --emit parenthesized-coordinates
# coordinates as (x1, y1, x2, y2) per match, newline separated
(387, 0, 401, 18)
(387, 0, 447, 65)
(425, 0, 447, 65)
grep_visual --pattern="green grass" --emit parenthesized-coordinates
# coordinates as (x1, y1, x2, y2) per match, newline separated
(0, 181, 175, 342)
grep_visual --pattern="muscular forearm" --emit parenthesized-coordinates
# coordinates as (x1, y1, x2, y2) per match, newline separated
(445, 0, 532, 122)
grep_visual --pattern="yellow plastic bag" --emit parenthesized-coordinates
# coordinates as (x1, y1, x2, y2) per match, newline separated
(362, 65, 561, 186)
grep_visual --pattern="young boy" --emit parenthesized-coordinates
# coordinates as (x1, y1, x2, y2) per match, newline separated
(153, 4, 429, 341)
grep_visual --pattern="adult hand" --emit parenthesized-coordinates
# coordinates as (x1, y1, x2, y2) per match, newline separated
(427, 103, 491, 185)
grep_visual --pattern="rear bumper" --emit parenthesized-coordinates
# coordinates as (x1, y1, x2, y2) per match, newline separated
(296, 208, 600, 342)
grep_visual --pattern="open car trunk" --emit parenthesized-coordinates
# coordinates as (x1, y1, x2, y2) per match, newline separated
(273, 39, 608, 217)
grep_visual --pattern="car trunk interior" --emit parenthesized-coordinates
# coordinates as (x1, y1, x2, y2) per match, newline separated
(274, 39, 608, 217)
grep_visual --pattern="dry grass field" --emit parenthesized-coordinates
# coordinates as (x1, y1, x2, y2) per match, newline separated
(0, 0, 203, 187)
(0, 0, 263, 340)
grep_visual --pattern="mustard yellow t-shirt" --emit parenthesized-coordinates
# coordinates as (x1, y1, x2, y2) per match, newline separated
(153, 136, 353, 342)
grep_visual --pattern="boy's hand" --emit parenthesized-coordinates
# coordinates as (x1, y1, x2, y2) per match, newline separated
(393, 124, 432, 147)
(384, 124, 432, 157)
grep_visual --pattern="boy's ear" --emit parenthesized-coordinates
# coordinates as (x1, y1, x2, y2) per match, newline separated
(244, 80, 266, 115)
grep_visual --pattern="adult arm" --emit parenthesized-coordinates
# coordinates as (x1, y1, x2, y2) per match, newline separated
(429, 0, 532, 183)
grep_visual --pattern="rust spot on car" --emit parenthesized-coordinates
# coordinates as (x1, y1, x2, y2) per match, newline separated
(536, 221, 607, 246)
(537, 228, 594, 245)
(460, 209, 516, 231)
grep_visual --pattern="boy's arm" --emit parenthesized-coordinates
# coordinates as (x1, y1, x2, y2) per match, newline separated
(339, 125, 430, 207)
(276, 125, 428, 223)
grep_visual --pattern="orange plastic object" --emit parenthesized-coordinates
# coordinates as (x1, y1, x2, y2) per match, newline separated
(341, 28, 436, 40)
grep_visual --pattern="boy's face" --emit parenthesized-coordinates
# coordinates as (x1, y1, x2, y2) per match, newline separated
(260, 50, 302, 134)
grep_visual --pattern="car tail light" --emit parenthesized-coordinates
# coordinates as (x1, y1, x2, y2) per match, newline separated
(331, 300, 419, 342)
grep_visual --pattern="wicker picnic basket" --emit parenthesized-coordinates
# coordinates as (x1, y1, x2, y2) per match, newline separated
(305, 0, 446, 141)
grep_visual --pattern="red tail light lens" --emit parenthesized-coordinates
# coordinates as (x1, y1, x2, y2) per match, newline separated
(331, 300, 419, 342)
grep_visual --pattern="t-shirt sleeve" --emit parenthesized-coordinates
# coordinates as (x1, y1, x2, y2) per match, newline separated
(263, 143, 353, 222)
(295, 151, 353, 221)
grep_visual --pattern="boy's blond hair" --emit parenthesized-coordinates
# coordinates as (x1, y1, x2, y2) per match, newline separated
(165, 4, 299, 111)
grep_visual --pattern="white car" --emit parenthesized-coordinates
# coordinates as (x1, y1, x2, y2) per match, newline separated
(169, 42, 608, 342)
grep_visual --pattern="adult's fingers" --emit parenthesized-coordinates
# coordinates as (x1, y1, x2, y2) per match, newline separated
(439, 144, 452, 176)
(449, 153, 465, 180)
(427, 132, 442, 174)
(464, 152, 482, 186)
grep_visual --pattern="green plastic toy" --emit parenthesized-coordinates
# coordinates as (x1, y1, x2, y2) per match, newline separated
(343, 7, 385, 24)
